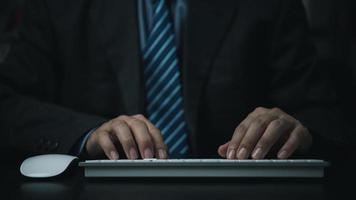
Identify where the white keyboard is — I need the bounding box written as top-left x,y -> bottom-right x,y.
79,159 -> 330,178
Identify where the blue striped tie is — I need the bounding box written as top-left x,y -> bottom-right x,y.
143,0 -> 189,157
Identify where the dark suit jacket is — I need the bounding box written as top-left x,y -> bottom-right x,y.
0,0 -> 348,159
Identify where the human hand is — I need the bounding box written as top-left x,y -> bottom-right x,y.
86,115 -> 168,160
218,107 -> 312,159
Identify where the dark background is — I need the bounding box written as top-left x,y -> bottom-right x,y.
302,0 -> 355,115
1,0 -> 355,82
0,1 -> 355,199
0,0 -> 23,63
0,0 -> 355,161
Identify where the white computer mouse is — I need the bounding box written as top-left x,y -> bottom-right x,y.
20,154 -> 78,178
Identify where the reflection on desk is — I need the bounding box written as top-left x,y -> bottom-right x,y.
82,180 -> 324,200
1,158 -> 355,200
19,182 -> 80,200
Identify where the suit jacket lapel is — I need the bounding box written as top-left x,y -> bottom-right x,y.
183,0 -> 237,153
89,0 -> 144,115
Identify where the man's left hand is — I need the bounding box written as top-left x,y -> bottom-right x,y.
218,107 -> 312,159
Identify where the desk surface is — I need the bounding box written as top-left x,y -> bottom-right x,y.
1,158 -> 355,200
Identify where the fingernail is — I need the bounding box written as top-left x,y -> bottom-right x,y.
144,148 -> 154,158
252,148 -> 263,159
237,148 -> 248,159
130,148 -> 138,160
227,149 -> 236,160
158,149 -> 167,159
278,150 -> 288,159
110,151 -> 119,160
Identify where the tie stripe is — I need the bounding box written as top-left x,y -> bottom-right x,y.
145,45 -> 176,78
143,0 -> 189,157
144,21 -> 171,61
146,57 -> 177,87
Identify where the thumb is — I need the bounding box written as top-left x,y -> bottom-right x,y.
218,142 -> 230,158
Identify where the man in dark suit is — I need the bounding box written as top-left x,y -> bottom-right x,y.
0,0 -> 344,160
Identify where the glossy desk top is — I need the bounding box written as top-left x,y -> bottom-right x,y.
2,158 -> 354,200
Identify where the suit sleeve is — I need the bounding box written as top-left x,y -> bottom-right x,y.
267,0 -> 351,159
0,0 -> 107,158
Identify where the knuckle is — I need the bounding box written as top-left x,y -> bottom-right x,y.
258,138 -> 272,148
271,107 -> 282,113
119,115 -> 128,119
270,119 -> 283,128
90,131 -> 100,142
117,115 -> 129,121
130,119 -> 145,127
252,118 -> 266,128
99,121 -> 111,130
240,141 -> 253,150
295,126 -> 308,138
299,125 -> 309,133
281,113 -> 296,122
133,114 -> 145,119
254,107 -> 266,113
111,120 -> 126,128
227,142 -> 238,150
278,117 -> 290,125
235,124 -> 248,134
91,128 -> 100,135
98,131 -> 109,138
278,115 -> 290,122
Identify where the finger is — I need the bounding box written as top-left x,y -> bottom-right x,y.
237,115 -> 277,159
97,131 -> 119,160
226,115 -> 254,159
218,142 -> 229,158
252,118 -> 293,159
111,119 -> 139,160
125,117 -> 155,159
277,125 -> 306,159
226,107 -> 275,159
133,115 -> 167,159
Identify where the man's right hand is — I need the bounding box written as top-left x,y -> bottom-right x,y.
85,114 -> 168,160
